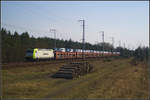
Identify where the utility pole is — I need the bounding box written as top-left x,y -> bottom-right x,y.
50,29 -> 56,49
78,19 -> 85,60
100,31 -> 104,56
118,40 -> 121,55
123,42 -> 126,57
128,44 -> 130,50
111,37 -> 114,49
95,41 -> 99,51
118,41 -> 121,47
124,43 -> 126,49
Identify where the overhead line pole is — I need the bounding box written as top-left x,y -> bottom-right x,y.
119,41 -> 121,47
78,19 -> 85,60
111,37 -> 114,53
50,29 -> 56,49
100,31 -> 104,56
118,40 -> 121,54
124,43 -> 126,49
102,32 -> 104,56
112,37 -> 114,48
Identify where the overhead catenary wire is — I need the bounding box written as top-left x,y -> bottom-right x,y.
17,5 -> 66,25
3,5 -> 74,40
3,5 -> 142,50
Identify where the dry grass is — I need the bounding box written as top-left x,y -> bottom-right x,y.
2,58 -> 149,99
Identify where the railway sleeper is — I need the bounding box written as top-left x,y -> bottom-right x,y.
60,66 -> 81,69
51,61 -> 93,79
59,69 -> 76,72
52,73 -> 74,79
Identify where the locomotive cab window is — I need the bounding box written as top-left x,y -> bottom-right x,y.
26,49 -> 33,53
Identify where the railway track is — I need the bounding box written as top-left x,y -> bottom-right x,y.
2,60 -> 73,69
1,58 -> 98,69
1,57 -> 119,69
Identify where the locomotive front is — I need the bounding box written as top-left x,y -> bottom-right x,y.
25,48 -> 54,61
25,48 -> 38,61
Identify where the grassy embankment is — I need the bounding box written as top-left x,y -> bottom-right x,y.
2,58 -> 149,99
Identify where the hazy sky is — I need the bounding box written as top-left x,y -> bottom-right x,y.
1,1 -> 149,49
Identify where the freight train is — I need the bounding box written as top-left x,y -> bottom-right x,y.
25,48 -> 120,61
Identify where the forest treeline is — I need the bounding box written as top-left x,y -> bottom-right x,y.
0,28 -> 149,63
